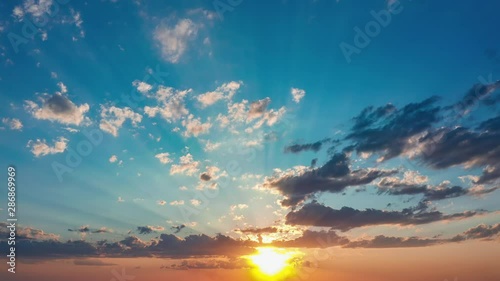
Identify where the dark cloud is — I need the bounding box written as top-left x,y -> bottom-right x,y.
377,177 -> 470,201
284,139 -> 331,154
451,81 -> 500,114
265,153 -> 396,207
238,227 -> 278,234
68,226 -> 110,234
416,116 -> 500,183
346,97 -> 441,161
285,201 -> 480,231
137,226 -> 154,235
458,223 -> 500,240
45,94 -> 76,114
171,224 -> 186,234
273,230 -> 349,248
345,235 -> 442,248
166,257 -> 249,270
200,173 -> 212,181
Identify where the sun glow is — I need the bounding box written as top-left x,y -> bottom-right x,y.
246,247 -> 300,276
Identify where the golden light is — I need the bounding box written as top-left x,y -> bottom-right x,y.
245,247 -> 303,279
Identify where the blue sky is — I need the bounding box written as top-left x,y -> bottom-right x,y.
1,0 -> 500,270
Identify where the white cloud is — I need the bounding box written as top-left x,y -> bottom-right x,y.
203,140 -> 221,152
190,199 -> 201,206
13,0 -> 54,20
291,88 -> 306,103
27,137 -> 68,157
155,152 -> 173,164
196,81 -> 242,108
2,118 -> 23,130
181,114 -> 212,137
99,106 -> 142,137
170,153 -> 200,176
143,87 -> 191,123
132,80 -> 153,94
109,155 -> 118,163
25,89 -> 90,126
154,19 -> 198,63
170,200 -> 185,206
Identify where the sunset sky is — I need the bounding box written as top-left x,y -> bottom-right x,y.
1,0 -> 500,280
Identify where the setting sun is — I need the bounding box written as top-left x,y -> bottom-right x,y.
247,248 -> 298,276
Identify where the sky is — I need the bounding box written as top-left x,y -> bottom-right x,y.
0,0 -> 500,280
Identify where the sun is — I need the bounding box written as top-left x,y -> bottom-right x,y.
246,247 -> 296,276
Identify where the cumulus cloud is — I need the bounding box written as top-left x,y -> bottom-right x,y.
197,81 -> 242,107
154,19 -> 198,63
99,106 -> 142,137
170,153 -> 200,176
155,152 -> 173,164
109,155 -> 118,163
264,153 -> 397,207
181,114 -> 212,137
284,139 -> 331,154
2,118 -> 23,130
291,88 -> 306,103
285,201 -> 481,231
25,89 -> 90,126
27,137 -> 68,157
143,86 -> 191,123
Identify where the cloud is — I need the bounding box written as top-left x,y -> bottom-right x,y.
132,80 -> 153,94
136,226 -> 164,235
99,106 -> 142,137
181,114 -> 212,137
414,116 -> 500,184
264,153 -> 397,207
13,0 -> 54,19
2,118 -> 23,130
284,139 -> 331,154
346,97 -> 440,161
154,19 -> 198,63
274,229 -> 349,248
171,224 -> 186,234
170,200 -> 185,206
143,86 -> 191,123
291,88 -> 306,103
25,91 -> 90,126
376,172 -> 484,201
27,137 -> 68,157
285,201 -> 481,231
238,227 -> 279,234
68,226 -> 111,234
109,155 -> 118,163
345,235 -> 442,248
197,81 -> 242,107
155,152 -> 173,164
459,223 -> 500,240
170,153 -> 200,176
248,98 -> 271,121
451,80 -> 500,115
